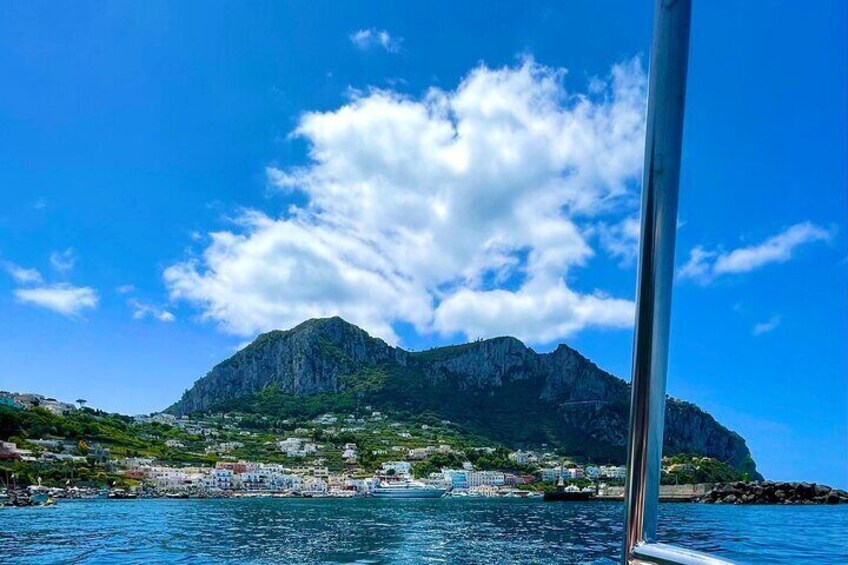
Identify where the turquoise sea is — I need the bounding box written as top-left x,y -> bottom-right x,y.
2,499 -> 847,564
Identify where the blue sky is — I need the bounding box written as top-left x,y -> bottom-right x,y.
0,1 -> 845,487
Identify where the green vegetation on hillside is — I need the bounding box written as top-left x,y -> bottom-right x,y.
1,400 -> 750,491
209,372 -> 628,465
210,385 -> 357,420
660,454 -> 748,485
0,406 -> 211,462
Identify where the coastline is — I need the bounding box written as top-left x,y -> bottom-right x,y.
8,481 -> 847,506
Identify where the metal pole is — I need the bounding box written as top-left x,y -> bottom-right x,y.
623,0 -> 691,562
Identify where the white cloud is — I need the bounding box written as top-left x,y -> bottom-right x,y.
116,284 -> 136,294
677,246 -> 717,282
3,262 -> 44,285
128,299 -> 175,322
5,254 -> 99,318
597,216 -> 641,266
753,315 -> 781,336
714,223 -> 831,275
349,28 -> 402,53
679,222 -> 832,284
166,58 -> 647,345
165,213 -> 425,343
49,248 -> 76,273
434,282 -> 635,343
14,284 -> 98,317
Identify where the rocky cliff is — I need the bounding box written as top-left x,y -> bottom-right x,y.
169,319 -> 404,414
167,317 -> 759,476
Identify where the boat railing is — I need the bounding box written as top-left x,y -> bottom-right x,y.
622,1 -> 735,564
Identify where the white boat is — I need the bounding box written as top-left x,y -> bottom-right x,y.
372,480 -> 446,499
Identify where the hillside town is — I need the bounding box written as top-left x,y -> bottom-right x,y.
0,391 -> 649,500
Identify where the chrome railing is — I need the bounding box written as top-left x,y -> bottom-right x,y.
622,1 -> 735,564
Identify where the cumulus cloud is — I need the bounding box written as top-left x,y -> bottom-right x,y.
3,262 -> 44,285
434,281 -> 634,343
165,58 -> 647,345
752,315 -> 781,336
128,299 -> 175,322
678,222 -> 833,284
349,28 -> 402,53
49,248 -> 76,273
14,284 -> 98,317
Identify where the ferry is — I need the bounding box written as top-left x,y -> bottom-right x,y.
372,480 -> 446,499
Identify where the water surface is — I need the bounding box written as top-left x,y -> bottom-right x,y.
3,499 -> 846,564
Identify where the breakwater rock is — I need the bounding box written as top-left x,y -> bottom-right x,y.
698,481 -> 848,505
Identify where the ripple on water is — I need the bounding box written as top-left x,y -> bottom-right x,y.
0,499 -> 846,564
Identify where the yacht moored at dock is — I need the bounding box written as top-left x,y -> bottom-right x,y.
372,480 -> 446,499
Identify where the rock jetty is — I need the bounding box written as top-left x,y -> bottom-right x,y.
698,481 -> 848,505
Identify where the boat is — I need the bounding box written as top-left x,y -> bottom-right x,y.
372,480 -> 446,499
543,481 -> 595,502
2,487 -> 56,507
30,492 -> 50,505
107,488 -> 138,499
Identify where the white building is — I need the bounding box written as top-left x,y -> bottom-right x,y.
342,444 -> 358,461
115,457 -> 155,470
467,471 -> 505,487
146,466 -> 188,489
313,414 -> 338,425
205,441 -> 243,455
303,477 -> 327,493
211,468 -> 234,490
407,447 -> 434,460
600,465 -> 627,479
541,468 -> 560,482
441,469 -> 469,489
381,461 -> 412,476
42,452 -> 86,463
11,394 -> 76,415
278,438 -> 317,457
278,438 -> 304,453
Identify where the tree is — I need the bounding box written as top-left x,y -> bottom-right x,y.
76,399 -> 87,409
76,439 -> 89,456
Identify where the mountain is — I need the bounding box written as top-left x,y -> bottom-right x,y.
167,317 -> 760,477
